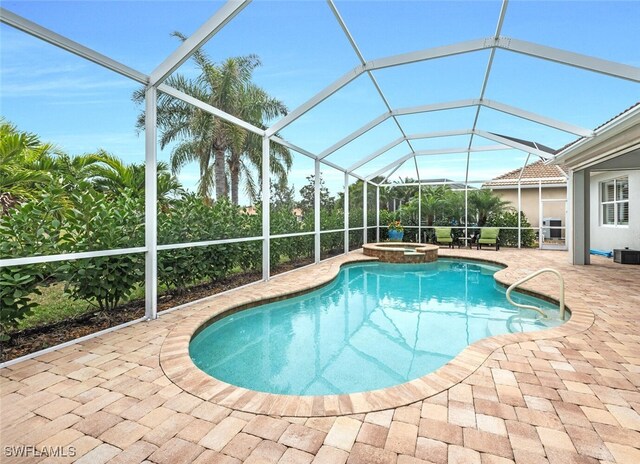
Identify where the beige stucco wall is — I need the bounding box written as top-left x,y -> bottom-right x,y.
492,186 -> 567,228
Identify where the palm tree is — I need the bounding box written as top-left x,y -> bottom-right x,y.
0,121 -> 55,212
136,34 -> 290,204
86,150 -> 185,207
420,186 -> 448,226
468,189 -> 510,226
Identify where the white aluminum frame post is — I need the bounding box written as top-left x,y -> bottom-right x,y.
262,136 -> 271,280
344,171 -> 350,253
144,86 -> 158,320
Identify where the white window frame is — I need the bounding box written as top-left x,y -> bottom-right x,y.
600,176 -> 629,227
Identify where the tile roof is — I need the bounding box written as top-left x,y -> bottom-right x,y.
483,160 -> 567,187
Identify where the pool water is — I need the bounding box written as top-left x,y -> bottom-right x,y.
190,260 -> 565,396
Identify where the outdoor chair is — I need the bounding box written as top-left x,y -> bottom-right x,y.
435,227 -> 454,248
477,227 -> 500,250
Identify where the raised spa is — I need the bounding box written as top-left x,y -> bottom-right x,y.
190,260 -> 566,396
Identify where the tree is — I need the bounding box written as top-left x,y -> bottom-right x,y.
468,188 -> 511,226
135,34 -> 290,204
298,175 -> 333,213
420,186 -> 448,226
86,150 -> 185,208
0,120 -> 56,213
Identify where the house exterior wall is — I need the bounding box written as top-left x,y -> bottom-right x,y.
492,186 -> 567,228
589,169 -> 640,251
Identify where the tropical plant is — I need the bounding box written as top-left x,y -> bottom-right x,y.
420,186 -> 448,226
86,151 -> 185,208
134,34 -> 290,204
0,120 -> 56,213
468,189 -> 511,227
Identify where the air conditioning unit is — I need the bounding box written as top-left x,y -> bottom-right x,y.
542,218 -> 562,239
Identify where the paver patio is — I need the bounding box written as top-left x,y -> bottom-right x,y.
1,248 -> 639,464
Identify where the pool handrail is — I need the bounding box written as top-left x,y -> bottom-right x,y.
506,268 -> 565,320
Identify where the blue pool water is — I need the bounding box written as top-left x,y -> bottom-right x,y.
190,260 -> 565,395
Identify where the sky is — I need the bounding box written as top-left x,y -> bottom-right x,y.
1,0 -> 639,204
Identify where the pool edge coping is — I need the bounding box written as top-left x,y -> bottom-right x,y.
159,250 -> 595,417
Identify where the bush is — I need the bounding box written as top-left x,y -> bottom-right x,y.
158,196 -> 259,292
0,192 -> 67,339
486,210 -> 536,248
60,190 -> 145,311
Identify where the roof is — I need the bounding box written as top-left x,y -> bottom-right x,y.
554,101 -> 640,155
483,160 -> 567,187
420,178 -> 471,190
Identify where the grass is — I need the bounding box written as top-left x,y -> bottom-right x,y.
19,282 -> 147,330
19,282 -> 91,329
19,267 -> 265,332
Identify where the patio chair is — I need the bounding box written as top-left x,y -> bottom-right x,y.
435,227 -> 454,248
477,227 -> 500,250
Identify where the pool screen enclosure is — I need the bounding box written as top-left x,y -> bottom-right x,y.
0,0 -> 639,325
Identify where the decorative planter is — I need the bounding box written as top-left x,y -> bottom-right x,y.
388,230 -> 404,241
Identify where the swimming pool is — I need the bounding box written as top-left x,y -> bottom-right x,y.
190,259 -> 566,396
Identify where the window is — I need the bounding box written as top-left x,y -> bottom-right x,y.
601,177 -> 629,226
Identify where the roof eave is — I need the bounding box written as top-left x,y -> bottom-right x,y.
552,104 -> 640,170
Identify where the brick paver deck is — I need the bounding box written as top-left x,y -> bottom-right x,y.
1,248 -> 639,464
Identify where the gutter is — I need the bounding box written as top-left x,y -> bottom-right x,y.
552,104 -> 640,169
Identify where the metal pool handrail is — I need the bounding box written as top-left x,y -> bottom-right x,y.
506,268 -> 565,320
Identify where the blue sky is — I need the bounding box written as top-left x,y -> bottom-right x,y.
2,0 -> 639,203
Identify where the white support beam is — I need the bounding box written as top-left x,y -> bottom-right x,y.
344,172 -> 349,253
320,158 -> 364,180
267,38 -> 492,137
415,145 -> 512,155
407,129 -> 473,140
266,64 -> 364,136
367,154 -> 415,180
376,185 -> 380,242
314,159 -> 321,263
262,137 -> 270,280
364,145 -> 512,180
347,136 -> 405,172
481,99 -> 593,137
319,96 -> 586,162
0,8 -> 148,84
144,87 -> 158,320
327,0 -> 418,169
348,129 -> 472,173
0,247 -> 147,268
381,159 -> 406,184
418,182 -> 422,243
363,181 -> 368,244
465,0 -> 509,176
497,37 -> 640,82
319,112 -> 390,159
393,99 -> 480,116
474,130 -> 555,159
270,136 -> 317,160
158,84 -> 265,136
365,38 -> 493,71
149,0 -> 251,86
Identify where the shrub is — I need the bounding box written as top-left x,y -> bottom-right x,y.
60,190 -> 145,311
0,192 -> 66,339
486,210 -> 536,248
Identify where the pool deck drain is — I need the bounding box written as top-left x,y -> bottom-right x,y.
2,248 -> 640,464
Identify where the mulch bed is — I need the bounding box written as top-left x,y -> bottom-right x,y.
2,259 -> 317,363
